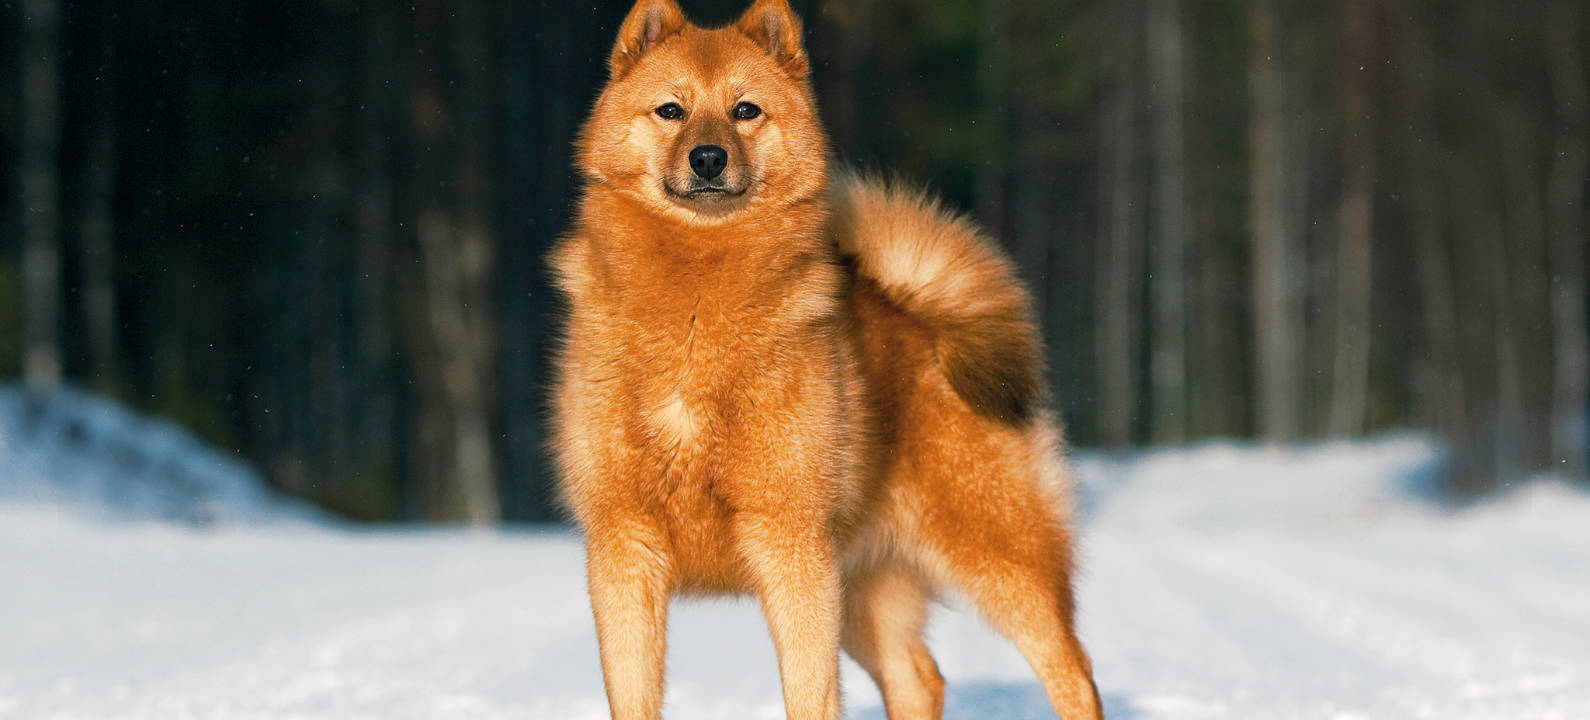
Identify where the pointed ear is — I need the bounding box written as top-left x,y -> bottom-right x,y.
610,0 -> 688,77
734,0 -> 809,78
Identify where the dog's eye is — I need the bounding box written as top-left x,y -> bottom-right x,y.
733,102 -> 762,120
655,103 -> 684,120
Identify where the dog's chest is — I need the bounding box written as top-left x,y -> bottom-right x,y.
570,231 -> 841,473
616,288 -> 751,452
609,286 -> 766,580
603,248 -> 808,428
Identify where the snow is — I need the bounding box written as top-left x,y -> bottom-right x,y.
1074,441 -> 1590,720
0,385 -> 323,526
2,386 -> 1588,719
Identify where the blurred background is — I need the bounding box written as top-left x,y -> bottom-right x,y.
1,0 -> 1586,524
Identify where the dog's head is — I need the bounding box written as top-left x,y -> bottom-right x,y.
577,0 -> 828,223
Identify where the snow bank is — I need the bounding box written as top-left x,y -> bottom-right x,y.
1073,434 -> 1449,529
0,384 -> 320,525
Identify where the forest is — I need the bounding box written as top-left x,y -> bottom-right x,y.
3,0 -> 1587,523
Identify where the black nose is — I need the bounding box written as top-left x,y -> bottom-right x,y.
689,145 -> 728,180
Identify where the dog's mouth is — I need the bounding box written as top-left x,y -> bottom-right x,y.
674,185 -> 745,202
663,177 -> 752,206
688,186 -> 729,198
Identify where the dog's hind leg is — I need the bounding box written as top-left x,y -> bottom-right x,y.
585,526 -> 674,720
984,579 -> 1101,720
841,563 -> 944,720
936,541 -> 1102,720
892,421 -> 1103,720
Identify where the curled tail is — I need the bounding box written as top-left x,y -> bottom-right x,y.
832,173 -> 1042,425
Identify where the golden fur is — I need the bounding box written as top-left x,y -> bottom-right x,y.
548,1 -> 1103,717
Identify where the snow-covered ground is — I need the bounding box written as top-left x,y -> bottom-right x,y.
2,385 -> 1588,719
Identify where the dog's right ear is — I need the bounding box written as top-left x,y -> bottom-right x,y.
610,0 -> 688,76
734,0 -> 808,78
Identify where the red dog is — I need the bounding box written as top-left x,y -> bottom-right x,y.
549,1 -> 1103,717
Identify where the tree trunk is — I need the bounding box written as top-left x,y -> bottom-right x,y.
1544,1 -> 1590,482
79,0 -> 119,394
415,210 -> 500,525
453,0 -> 501,525
351,0 -> 400,514
1396,13 -> 1475,489
1248,0 -> 1300,443
813,0 -> 875,164
1095,1 -> 1145,449
1327,0 -> 1376,437
1447,144 -> 1509,495
1148,0 -> 1188,443
1488,110 -> 1531,484
406,0 -> 500,525
975,0 -> 1011,235
1010,113 -> 1054,339
1494,104 -> 1555,476
20,0 -> 64,397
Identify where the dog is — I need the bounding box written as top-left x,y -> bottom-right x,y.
548,0 -> 1103,717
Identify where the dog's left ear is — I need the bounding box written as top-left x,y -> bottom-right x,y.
734,0 -> 808,78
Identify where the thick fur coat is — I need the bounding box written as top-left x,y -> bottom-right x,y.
548,1 -> 1103,718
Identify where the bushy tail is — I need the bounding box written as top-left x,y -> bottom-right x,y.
832,173 -> 1042,425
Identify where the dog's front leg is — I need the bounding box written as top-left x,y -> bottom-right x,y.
586,525 -> 673,720
736,513 -> 843,720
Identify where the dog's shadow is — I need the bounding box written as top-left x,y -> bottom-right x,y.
846,682 -> 1136,720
